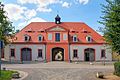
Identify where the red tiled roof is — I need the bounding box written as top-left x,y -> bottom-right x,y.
13,22 -> 105,43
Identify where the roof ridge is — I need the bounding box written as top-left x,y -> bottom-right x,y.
31,22 -> 85,23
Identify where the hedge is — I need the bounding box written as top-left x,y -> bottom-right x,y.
114,62 -> 120,76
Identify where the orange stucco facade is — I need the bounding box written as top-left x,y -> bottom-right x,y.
46,43 -> 69,62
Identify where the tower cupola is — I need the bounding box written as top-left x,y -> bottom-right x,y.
55,15 -> 61,24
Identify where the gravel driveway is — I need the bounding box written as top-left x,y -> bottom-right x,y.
21,68 -> 112,80
2,62 -> 115,80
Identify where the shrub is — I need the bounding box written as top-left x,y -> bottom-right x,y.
114,62 -> 120,76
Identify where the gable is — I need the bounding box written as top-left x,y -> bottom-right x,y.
46,25 -> 68,31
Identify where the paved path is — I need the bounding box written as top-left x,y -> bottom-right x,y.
2,62 -> 115,80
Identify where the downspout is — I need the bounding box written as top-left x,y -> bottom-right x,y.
69,43 -> 71,63
44,30 -> 47,63
44,43 -> 47,63
68,31 -> 71,63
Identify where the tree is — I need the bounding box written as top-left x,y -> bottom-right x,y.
99,0 -> 120,54
0,2 -> 14,45
15,29 -> 20,33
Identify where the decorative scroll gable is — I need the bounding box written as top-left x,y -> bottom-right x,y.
46,25 -> 68,31
48,26 -> 66,31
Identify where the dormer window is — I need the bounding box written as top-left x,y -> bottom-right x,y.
24,34 -> 30,41
73,35 -> 77,42
86,35 -> 92,42
25,36 -> 28,41
38,35 -> 43,42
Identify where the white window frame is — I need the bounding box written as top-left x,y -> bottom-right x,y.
48,33 -> 52,40
55,33 -> 60,42
38,49 -> 43,58
86,35 -> 92,42
38,35 -> 43,42
63,33 -> 67,40
73,35 -> 78,42
24,34 -> 30,41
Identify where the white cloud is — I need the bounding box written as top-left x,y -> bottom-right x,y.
4,4 -> 27,21
4,3 -> 38,22
17,0 -> 60,5
77,0 -> 89,5
18,22 -> 27,29
24,9 -> 37,19
62,2 -> 71,8
18,17 -> 47,30
27,17 -> 47,23
17,0 -> 38,4
37,0 -> 60,7
17,0 -> 61,12
36,6 -> 52,12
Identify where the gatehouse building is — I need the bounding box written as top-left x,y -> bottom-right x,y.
4,15 -> 112,62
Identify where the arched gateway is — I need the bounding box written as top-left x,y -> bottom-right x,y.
52,47 -> 64,61
84,48 -> 95,61
21,48 -> 32,61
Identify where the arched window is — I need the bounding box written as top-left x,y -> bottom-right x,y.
73,34 -> 77,42
38,35 -> 43,42
24,34 -> 30,41
86,35 -> 92,42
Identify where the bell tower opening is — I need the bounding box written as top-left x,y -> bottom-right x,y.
55,15 -> 61,24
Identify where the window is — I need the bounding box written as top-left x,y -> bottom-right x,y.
25,36 -> 28,41
63,33 -> 67,40
39,37 -> 42,41
73,49 -> 78,58
86,35 -> 92,42
73,35 -> 77,42
38,35 -> 43,41
24,35 -> 30,41
101,49 -> 106,58
11,49 -> 15,57
48,33 -> 52,40
88,37 -> 91,42
55,33 -> 60,42
38,49 -> 43,58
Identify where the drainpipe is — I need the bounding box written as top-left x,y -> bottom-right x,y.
69,43 -> 71,63
44,43 -> 47,63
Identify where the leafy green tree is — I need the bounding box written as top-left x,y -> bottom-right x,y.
0,2 -> 14,44
99,0 -> 120,54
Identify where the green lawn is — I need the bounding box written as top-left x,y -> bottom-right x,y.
0,70 -> 17,80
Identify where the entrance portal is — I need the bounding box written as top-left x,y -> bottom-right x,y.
21,48 -> 31,61
84,48 -> 95,61
52,47 -> 64,61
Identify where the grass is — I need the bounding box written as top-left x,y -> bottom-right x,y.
0,70 -> 17,80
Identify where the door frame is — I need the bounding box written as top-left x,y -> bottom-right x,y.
84,48 -> 95,61
21,48 -> 32,61
51,47 -> 64,61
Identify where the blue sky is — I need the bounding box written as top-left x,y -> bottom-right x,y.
1,0 -> 106,33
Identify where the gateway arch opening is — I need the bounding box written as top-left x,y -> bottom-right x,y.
84,48 -> 95,61
52,47 -> 64,61
21,48 -> 31,61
